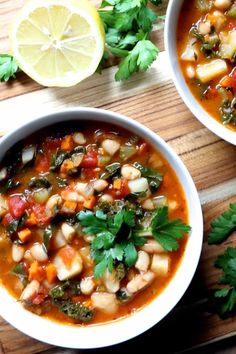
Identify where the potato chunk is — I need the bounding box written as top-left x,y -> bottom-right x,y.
53,246 -> 83,281
196,59 -> 228,83
151,254 -> 170,276
91,292 -> 118,314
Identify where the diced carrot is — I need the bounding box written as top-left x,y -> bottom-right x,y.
58,246 -> 76,268
28,261 -> 46,282
207,14 -> 217,25
83,196 -> 96,210
61,135 -> 74,151
76,202 -> 84,212
113,178 -> 122,190
62,200 -> 77,212
45,263 -> 57,284
18,228 -> 32,243
220,75 -> 232,88
60,159 -> 75,174
25,212 -> 37,226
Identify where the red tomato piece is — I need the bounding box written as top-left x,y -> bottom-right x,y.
44,137 -> 62,150
109,179 -> 130,199
8,195 -> 28,219
35,154 -> 50,173
2,213 -> 15,226
80,151 -> 98,168
31,294 -> 45,305
31,203 -> 50,226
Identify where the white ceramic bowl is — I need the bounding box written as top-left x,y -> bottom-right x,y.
165,0 -> 236,146
0,108 -> 203,348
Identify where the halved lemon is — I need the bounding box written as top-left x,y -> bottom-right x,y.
10,0 -> 105,87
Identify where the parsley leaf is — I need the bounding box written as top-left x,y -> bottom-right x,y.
0,54 -> 18,82
115,40 -> 159,81
209,247 -> 236,317
133,162 -> 163,192
78,208 -> 141,278
208,204 -> 236,245
151,207 -> 191,251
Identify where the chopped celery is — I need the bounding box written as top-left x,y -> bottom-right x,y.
120,145 -> 137,161
227,5 -> 236,18
33,188 -> 50,203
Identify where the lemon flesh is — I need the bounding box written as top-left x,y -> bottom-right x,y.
10,0 -> 105,87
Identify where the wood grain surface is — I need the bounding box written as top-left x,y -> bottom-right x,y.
0,0 -> 236,353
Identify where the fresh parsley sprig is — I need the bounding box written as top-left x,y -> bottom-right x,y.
0,54 -> 18,82
77,208 -> 145,278
77,206 -> 190,278
99,0 -> 163,80
208,203 -> 236,245
208,203 -> 236,317
136,206 -> 191,251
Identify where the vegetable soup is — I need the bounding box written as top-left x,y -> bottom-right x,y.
177,0 -> 236,131
0,121 -> 190,325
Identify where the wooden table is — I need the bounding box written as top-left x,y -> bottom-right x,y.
1,0 -> 236,353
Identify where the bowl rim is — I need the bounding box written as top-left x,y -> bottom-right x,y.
0,107 -> 203,348
164,0 -> 236,146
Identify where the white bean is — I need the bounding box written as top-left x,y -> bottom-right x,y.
99,194 -> 114,203
46,194 -> 62,217
61,190 -> 84,203
121,165 -> 141,180
91,292 -> 118,314
24,250 -> 34,262
73,132 -> 86,145
126,271 -> 155,294
186,65 -> 196,79
80,277 -> 95,295
142,199 -> 155,210
135,251 -> 150,272
168,199 -> 179,211
92,179 -> 108,192
61,223 -> 75,242
12,244 -> 25,262
20,280 -> 40,301
101,139 -> 120,156
53,229 -> 67,249
214,0 -> 232,10
128,178 -> 150,196
30,243 -> 48,262
198,20 -> 211,35
141,239 -> 164,254
103,269 -> 120,293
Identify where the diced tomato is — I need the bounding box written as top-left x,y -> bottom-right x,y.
81,168 -> 99,180
44,137 -> 62,150
80,150 -> 98,168
205,87 -> 218,99
109,179 -> 130,199
31,294 -> 45,305
31,203 -> 51,226
58,246 -> 76,268
2,213 -> 15,226
8,195 -> 28,219
35,154 -> 50,173
138,142 -> 148,155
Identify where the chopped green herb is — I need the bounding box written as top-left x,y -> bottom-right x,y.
100,162 -> 121,179
208,203 -> 236,245
133,162 -> 163,191
43,225 -> 53,251
28,177 -> 51,188
0,54 -> 18,82
56,176 -> 68,188
50,150 -> 68,171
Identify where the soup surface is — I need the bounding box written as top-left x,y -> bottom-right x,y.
0,122 -> 190,325
177,0 -> 236,131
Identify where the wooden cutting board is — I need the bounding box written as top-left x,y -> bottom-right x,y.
1,1 -> 236,353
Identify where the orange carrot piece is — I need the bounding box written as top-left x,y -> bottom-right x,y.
61,135 -> 74,151
25,212 -> 37,226
113,178 -> 122,190
18,228 -> 32,243
28,261 -> 45,282
83,196 -> 96,210
62,200 -> 77,211
45,263 -> 57,284
60,159 -> 75,174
